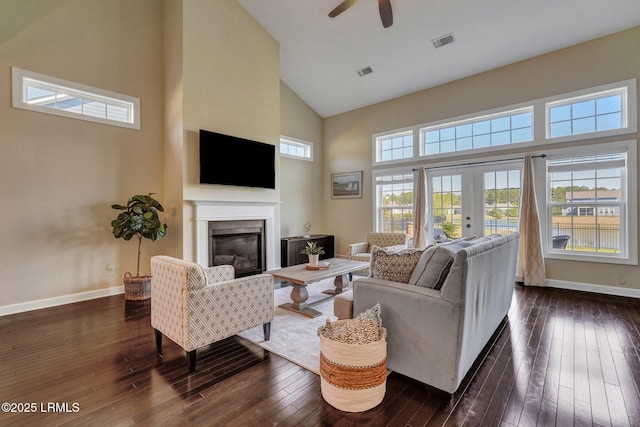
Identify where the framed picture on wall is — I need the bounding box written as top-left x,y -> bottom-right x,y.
331,171 -> 362,199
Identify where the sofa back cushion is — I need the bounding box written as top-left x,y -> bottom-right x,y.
408,246 -> 453,289
408,238 -> 481,289
370,246 -> 423,284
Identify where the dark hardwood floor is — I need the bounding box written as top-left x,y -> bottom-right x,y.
2,284 -> 640,426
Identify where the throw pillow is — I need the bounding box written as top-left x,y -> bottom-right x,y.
408,246 -> 454,289
357,302 -> 382,326
369,246 -> 423,284
318,317 -> 386,344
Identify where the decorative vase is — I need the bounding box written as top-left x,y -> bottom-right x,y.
308,254 -> 320,266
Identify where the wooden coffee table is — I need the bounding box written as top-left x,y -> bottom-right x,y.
266,257 -> 369,318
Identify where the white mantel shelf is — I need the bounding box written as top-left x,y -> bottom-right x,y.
191,200 -> 282,271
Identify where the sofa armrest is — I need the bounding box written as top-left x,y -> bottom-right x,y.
352,277 -> 462,392
184,273 -> 274,350
349,242 -> 369,256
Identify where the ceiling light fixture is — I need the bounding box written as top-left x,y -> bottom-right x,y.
356,66 -> 374,77
432,33 -> 455,49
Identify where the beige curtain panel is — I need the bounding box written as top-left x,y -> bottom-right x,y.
516,155 -> 547,287
413,167 -> 426,249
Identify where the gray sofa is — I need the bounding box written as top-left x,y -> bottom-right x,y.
352,232 -> 519,394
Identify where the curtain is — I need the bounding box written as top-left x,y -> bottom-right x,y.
516,155 -> 547,286
413,167 -> 426,248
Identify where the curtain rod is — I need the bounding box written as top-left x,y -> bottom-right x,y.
412,154 -> 546,171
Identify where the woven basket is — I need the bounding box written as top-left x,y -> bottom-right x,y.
123,273 -> 151,301
319,324 -> 387,412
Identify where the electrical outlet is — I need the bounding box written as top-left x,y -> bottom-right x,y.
106,265 -> 117,276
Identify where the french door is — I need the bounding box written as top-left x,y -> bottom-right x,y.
426,161 -> 522,243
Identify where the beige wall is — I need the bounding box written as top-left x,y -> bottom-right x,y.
323,26 -> 640,290
279,82 -> 324,238
0,0 -> 168,306
163,0 -> 184,259
178,0 -> 281,261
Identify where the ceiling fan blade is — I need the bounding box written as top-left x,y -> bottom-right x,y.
378,0 -> 393,28
328,0 -> 359,18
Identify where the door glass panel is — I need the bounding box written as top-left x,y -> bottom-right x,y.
431,174 -> 462,242
483,168 -> 521,235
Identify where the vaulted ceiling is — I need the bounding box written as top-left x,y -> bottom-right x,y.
238,0 -> 640,118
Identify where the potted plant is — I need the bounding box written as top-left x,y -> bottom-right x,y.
300,241 -> 325,266
111,193 -> 168,300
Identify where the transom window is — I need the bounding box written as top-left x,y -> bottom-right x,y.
12,67 -> 140,129
373,79 -> 636,166
547,87 -> 627,139
375,131 -> 413,163
421,108 -> 533,156
280,137 -> 313,161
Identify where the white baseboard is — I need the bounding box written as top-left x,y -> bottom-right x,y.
547,279 -> 640,299
0,286 -> 124,316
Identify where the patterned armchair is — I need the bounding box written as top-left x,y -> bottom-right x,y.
150,256 -> 274,373
349,232 -> 408,262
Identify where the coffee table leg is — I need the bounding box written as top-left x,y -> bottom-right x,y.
323,274 -> 349,295
290,284 -> 309,310
278,284 -> 323,318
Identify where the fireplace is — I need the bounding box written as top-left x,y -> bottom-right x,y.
208,220 -> 265,277
192,200 -> 280,272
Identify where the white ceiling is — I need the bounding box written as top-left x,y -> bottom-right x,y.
238,0 -> 640,118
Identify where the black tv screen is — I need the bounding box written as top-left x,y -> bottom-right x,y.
199,129 -> 276,189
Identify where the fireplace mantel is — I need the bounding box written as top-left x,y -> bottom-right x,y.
191,200 -> 281,270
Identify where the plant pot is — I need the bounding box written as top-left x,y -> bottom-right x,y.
308,254 -> 320,266
123,272 -> 151,301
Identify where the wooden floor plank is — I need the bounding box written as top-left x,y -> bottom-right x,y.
2,286 -> 640,426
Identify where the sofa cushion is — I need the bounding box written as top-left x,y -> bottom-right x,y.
369,246 -> 423,284
408,238 -> 482,289
408,246 -> 454,289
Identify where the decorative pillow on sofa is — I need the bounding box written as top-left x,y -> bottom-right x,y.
409,238 -> 484,289
408,246 -> 453,289
369,246 -> 423,284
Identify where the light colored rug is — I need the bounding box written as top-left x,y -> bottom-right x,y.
237,278 -> 340,375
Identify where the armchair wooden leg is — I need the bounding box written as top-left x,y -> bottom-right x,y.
187,350 -> 196,374
263,322 -> 271,341
154,329 -> 163,356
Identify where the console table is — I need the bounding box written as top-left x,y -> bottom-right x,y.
280,234 -> 335,267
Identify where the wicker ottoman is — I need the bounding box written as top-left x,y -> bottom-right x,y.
333,290 -> 354,319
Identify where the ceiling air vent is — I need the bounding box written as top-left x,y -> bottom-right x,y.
432,33 -> 455,49
356,66 -> 374,77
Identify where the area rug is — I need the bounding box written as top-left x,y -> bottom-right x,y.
237,278 -> 340,375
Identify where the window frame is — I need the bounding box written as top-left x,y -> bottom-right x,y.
420,106 -> 534,157
11,67 -> 140,130
372,79 -> 637,166
372,128 -> 417,166
545,79 -> 637,143
373,168 -> 416,244
279,136 -> 314,161
542,140 -> 637,265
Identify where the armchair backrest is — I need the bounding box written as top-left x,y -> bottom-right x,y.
367,232 -> 407,249
151,255 -> 208,292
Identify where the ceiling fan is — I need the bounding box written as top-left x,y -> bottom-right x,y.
329,0 -> 393,28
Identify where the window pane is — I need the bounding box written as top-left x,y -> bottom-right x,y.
546,87 -> 627,139
376,172 -> 414,239
547,152 -> 625,257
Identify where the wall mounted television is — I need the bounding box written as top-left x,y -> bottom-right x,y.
199,129 -> 276,189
